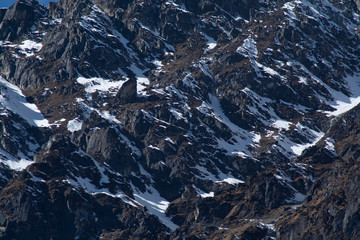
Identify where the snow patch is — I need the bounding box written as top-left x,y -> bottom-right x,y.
0,148 -> 33,171
4,158 -> 33,171
273,120 -> 292,131
200,192 -> 214,198
202,33 -> 217,51
324,138 -> 337,156
0,77 -> 49,127
67,118 -> 83,132
192,185 -> 215,198
237,37 -> 258,58
324,75 -> 360,116
77,77 -> 126,95
130,64 -> 150,96
17,40 -> 43,57
131,184 -> 178,231
216,178 -> 245,185
196,94 -> 257,157
290,126 -> 324,155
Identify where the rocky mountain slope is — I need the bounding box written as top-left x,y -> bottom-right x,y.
0,0 -> 360,239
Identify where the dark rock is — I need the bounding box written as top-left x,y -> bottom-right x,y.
116,78 -> 136,103
0,0 -> 358,239
0,0 -> 38,41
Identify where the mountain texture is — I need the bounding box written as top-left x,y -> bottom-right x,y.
0,0 -> 360,239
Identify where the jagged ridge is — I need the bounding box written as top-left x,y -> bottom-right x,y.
0,0 -> 359,239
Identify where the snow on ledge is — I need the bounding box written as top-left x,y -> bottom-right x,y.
201,33 -> 217,51
200,192 -> 214,198
77,77 -> 126,95
0,77 -> 49,127
324,75 -> 360,117
5,158 -> 33,171
67,118 -> 83,132
216,178 -> 245,185
130,183 -> 179,231
237,37 -> 258,58
18,40 -> 43,57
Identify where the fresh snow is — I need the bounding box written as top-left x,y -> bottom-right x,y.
0,77 -> 49,127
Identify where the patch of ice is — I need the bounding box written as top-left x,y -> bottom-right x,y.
298,76 -> 308,85
67,176 -> 138,208
165,0 -> 190,13
197,94 -> 257,157
194,163 -> 245,187
148,145 -> 160,151
0,147 -> 33,171
259,222 -> 276,232
192,185 -> 215,198
252,133 -> 261,143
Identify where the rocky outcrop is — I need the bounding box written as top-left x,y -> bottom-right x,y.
116,78 -> 136,103
0,0 -> 46,41
0,0 -> 359,239
276,102 -> 360,240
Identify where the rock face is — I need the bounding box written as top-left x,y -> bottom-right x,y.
116,78 -> 136,103
0,0 -> 44,41
0,0 -> 359,239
